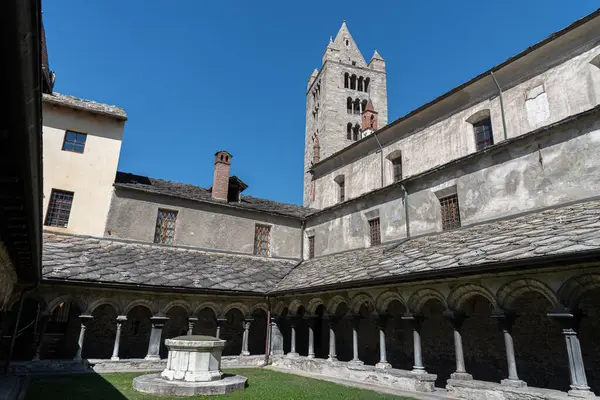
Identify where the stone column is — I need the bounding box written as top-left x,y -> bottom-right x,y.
402,313 -> 425,373
241,318 -> 253,356
375,314 -> 391,369
326,315 -> 337,362
215,316 -> 227,339
270,317 -> 284,356
491,311 -> 526,388
287,317 -> 299,357
443,310 -> 472,380
548,311 -> 594,398
73,315 -> 94,361
305,315 -> 316,359
32,312 -> 50,361
348,315 -> 363,365
144,316 -> 169,361
187,317 -> 198,336
110,315 -> 127,361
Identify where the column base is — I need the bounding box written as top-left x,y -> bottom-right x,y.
286,352 -> 299,358
568,387 -> 595,398
501,378 -> 527,388
240,351 -> 250,356
375,362 -> 392,369
450,372 -> 472,380
110,356 -> 120,361
144,355 -> 161,361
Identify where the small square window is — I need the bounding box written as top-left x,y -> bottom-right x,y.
154,209 -> 178,245
44,189 -> 74,227
308,236 -> 315,259
62,131 -> 87,153
368,218 -> 381,246
473,118 -> 493,151
440,194 -> 461,231
254,224 -> 271,256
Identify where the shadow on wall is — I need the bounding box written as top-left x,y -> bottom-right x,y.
25,372 -> 128,400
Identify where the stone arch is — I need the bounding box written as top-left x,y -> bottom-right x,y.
375,291 -> 407,314
123,299 -> 153,315
447,283 -> 498,310
194,302 -> 221,317
161,300 -> 192,315
557,273 -> 600,309
250,302 -> 268,315
86,298 -> 122,315
350,292 -> 375,314
222,302 -> 250,318
306,297 -> 325,314
326,295 -> 348,315
408,288 -> 447,313
288,299 -> 305,315
496,278 -> 559,310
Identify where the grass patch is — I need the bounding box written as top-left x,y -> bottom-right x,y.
25,368 -> 415,399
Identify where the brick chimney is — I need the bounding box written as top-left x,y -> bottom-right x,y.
212,151 -> 232,201
362,99 -> 378,131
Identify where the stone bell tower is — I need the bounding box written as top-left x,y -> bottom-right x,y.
303,21 -> 388,207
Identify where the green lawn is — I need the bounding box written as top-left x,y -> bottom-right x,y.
25,368 -> 414,399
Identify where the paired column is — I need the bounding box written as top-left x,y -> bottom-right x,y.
32,312 -> 50,361
144,316 -> 169,360
491,311 -> 527,388
187,317 -> 198,336
402,313 -> 426,373
375,314 -> 391,369
444,310 -> 472,380
348,315 -> 363,365
305,315 -> 316,359
548,310 -> 594,398
326,315 -> 337,362
73,315 -> 94,361
287,317 -> 299,357
110,316 -> 127,361
240,317 -> 253,356
215,316 -> 227,339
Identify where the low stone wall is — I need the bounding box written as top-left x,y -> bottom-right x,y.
271,356 -> 437,393
446,379 -> 599,400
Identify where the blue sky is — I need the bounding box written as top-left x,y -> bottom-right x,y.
44,1 -> 598,205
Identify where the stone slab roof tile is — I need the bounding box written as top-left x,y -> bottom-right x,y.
273,199 -> 600,292
42,233 -> 298,294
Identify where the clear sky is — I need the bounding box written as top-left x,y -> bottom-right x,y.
44,1 -> 598,205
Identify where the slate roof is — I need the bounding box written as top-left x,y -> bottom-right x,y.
273,198 -> 600,292
42,92 -> 128,120
114,172 -> 313,219
42,233 -> 298,293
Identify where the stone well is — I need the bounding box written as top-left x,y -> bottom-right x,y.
133,335 -> 247,396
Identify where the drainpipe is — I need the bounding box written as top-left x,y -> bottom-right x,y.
4,282 -> 39,374
490,71 -> 508,141
372,132 -> 410,239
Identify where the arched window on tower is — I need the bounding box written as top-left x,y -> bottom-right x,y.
350,74 -> 357,90
353,124 -> 361,141
364,77 -> 370,92
344,73 -> 349,89
347,123 -> 352,140
347,97 -> 353,114
358,76 -> 364,91
353,98 -> 361,115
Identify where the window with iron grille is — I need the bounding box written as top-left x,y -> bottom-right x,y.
254,224 -> 271,256
392,157 -> 402,182
44,189 -> 74,227
338,179 -> 345,202
473,118 -> 494,151
308,236 -> 315,259
369,218 -> 381,246
439,194 -> 461,231
154,209 -> 178,245
62,130 -> 87,153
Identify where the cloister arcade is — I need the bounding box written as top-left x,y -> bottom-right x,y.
3,267 -> 599,396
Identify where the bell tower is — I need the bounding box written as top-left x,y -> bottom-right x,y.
303,22 -> 388,207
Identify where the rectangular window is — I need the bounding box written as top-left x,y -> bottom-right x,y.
154,209 -> 178,245
473,118 -> 494,151
254,224 -> 271,256
62,130 -> 87,153
392,157 -> 403,183
338,179 -> 345,203
44,189 -> 74,227
440,194 -> 461,231
368,218 -> 381,246
308,236 -> 315,259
